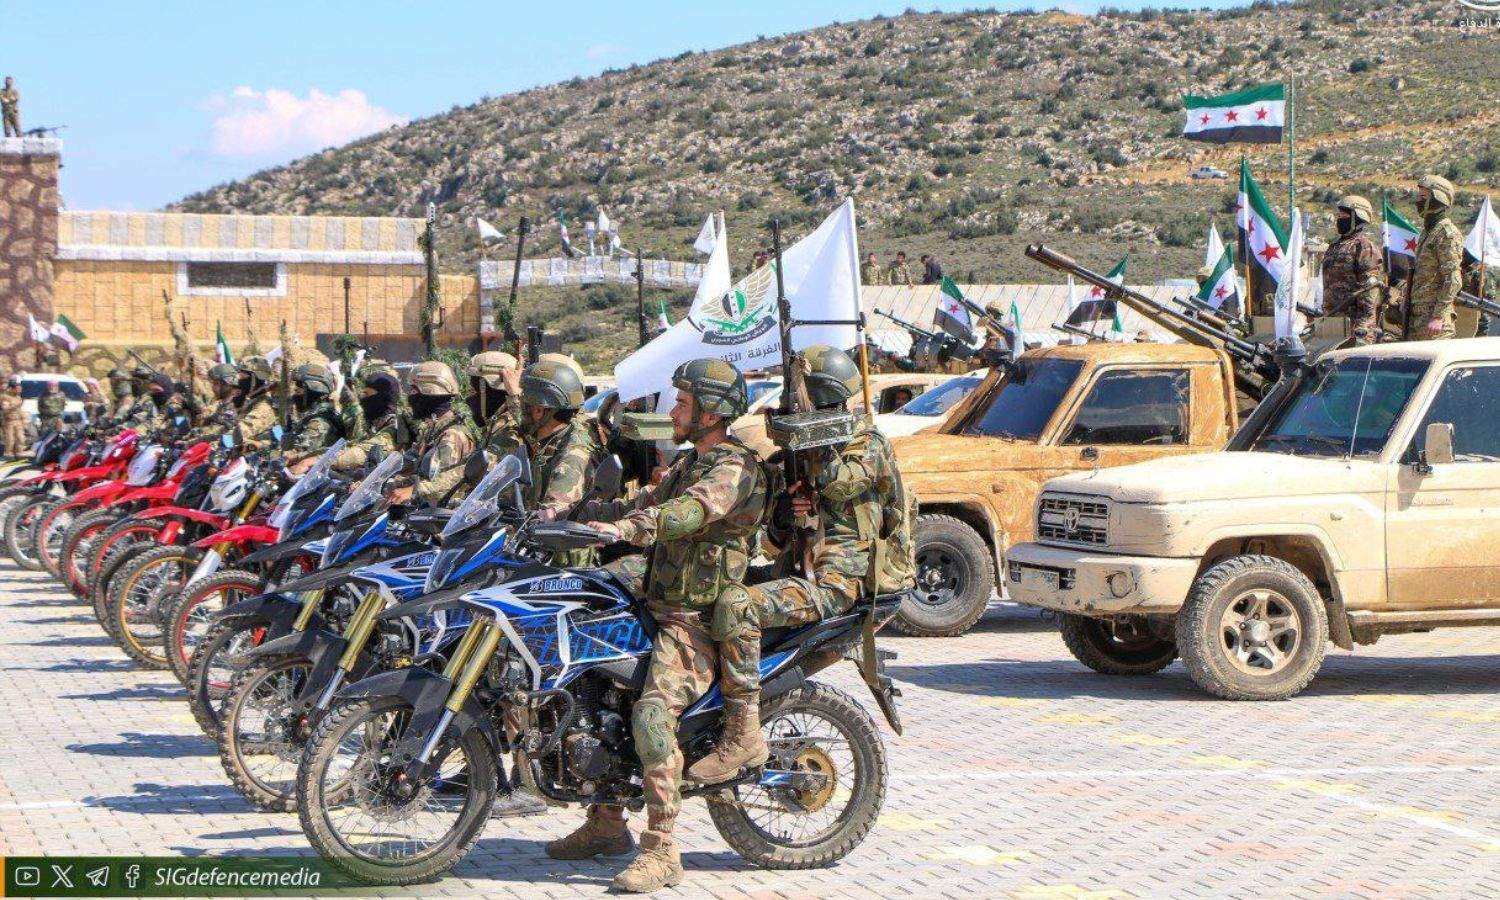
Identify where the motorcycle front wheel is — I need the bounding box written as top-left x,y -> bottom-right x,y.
297,696 -> 496,885
33,500 -> 79,579
110,546 -> 197,668
707,682 -> 888,869
187,613 -> 270,738
60,508 -> 122,596
5,495 -> 53,569
165,569 -> 262,686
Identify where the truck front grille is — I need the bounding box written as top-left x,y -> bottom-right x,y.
1038,495 -> 1110,546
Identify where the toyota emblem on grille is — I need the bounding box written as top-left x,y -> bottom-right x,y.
1063,507 -> 1081,535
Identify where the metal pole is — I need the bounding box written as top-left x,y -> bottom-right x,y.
422,202 -> 439,358
1286,79 -> 1296,229
342,276 -> 351,335
506,216 -> 529,354
634,249 -> 648,348
1241,152 -> 1254,317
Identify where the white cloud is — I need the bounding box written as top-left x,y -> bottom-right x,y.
207,87 -> 406,158
585,43 -> 624,60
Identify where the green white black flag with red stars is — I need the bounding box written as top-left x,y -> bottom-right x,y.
1183,83 -> 1285,144
1236,159 -> 1289,307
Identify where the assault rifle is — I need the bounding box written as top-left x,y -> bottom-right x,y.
1177,293 -> 1250,335
1026,244 -> 1292,400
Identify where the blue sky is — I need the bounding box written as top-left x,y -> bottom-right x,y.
10,0 -> 1241,211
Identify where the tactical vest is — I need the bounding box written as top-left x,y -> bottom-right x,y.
647,438 -> 766,609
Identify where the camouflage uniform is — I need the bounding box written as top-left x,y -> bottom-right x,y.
0,390 -> 26,456
1320,225 -> 1385,346
237,395 -> 279,446
860,258 -> 886,286
526,420 -> 600,566
1,84 -> 18,138
110,391 -> 135,422
36,391 -> 67,434
332,412 -> 402,473
575,436 -> 767,833
287,400 -> 343,455
886,259 -> 914,287
1460,264 -> 1497,339
716,422 -> 902,701
412,408 -> 476,506
1408,215 -> 1463,341
479,394 -> 523,460
123,393 -> 162,429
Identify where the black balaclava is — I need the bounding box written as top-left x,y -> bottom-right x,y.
360,373 -> 400,422
467,378 -> 509,425
409,394 -> 451,420
148,374 -> 175,408
1335,214 -> 1354,237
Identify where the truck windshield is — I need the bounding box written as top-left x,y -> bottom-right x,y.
1249,356 -> 1428,458
959,358 -> 1083,440
895,375 -> 981,416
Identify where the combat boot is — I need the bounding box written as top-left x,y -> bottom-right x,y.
611,830 -> 684,893
543,806 -> 634,860
685,697 -> 769,784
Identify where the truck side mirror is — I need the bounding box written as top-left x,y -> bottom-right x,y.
1423,422 -> 1455,467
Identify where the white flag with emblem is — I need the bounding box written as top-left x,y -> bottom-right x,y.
616,200 -> 861,404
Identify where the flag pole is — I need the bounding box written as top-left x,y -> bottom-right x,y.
1241,152 -> 1253,317
1482,194 -> 1490,306
1286,78 -> 1296,228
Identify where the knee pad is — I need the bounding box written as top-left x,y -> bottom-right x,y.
711,585 -> 755,642
631,698 -> 676,767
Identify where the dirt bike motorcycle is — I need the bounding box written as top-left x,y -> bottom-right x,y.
58,438 -> 212,598
3,429 -> 136,569
295,455 -> 908,885
106,437 -> 282,668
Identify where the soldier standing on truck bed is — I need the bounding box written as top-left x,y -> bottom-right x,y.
1406,174 -> 1464,341
1320,195 -> 1386,346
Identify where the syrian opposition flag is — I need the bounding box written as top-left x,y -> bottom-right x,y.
1237,160 -> 1290,309
657,299 -> 671,331
1272,208 -> 1304,339
1183,83 -> 1286,144
50,315 -> 85,351
557,213 -> 580,259
933,276 -> 975,341
1382,198 -> 1419,284
28,314 -> 51,345
1205,223 -> 1225,269
1464,195 -> 1500,270
1198,242 -> 1241,313
1006,298 -> 1026,360
215,321 -> 234,365
1065,256 -> 1127,334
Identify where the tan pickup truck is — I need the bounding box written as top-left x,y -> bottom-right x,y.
890,340 -> 1239,636
1006,339 -> 1500,700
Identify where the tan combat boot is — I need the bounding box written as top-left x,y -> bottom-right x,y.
543,806 -> 634,860
611,830 -> 684,893
685,697 -> 769,784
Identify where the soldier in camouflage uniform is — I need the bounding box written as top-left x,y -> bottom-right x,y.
388,361 -> 476,508
1320,195 -> 1385,346
886,251 -> 914,287
1407,174 -> 1464,341
284,364 -> 344,455
547,358 -> 767,894
192,364 -> 243,437
122,366 -> 164,429
519,357 -> 601,565
107,368 -> 135,422
1,379 -> 26,456
466,350 -> 522,459
328,371 -> 405,473
235,357 -> 281,448
36,380 -> 67,434
860,252 -> 885,286
688,345 -> 913,785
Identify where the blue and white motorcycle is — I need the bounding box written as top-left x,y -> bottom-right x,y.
295,455 -> 907,885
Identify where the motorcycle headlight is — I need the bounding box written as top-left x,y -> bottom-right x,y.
321,529 -> 358,567
425,546 -> 466,594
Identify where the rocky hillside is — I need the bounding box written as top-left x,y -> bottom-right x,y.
175,0 -> 1500,364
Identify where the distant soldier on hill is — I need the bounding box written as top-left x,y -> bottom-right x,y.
887,251 -> 914,287
860,252 -> 885,286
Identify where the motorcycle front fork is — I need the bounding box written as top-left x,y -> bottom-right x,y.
416,618 -> 501,764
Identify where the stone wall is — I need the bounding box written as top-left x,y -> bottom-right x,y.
0,138 -> 61,379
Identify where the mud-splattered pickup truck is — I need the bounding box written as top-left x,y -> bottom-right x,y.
1007,339 -> 1500,700
890,340 -> 1239,636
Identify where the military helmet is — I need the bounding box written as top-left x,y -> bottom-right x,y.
537,352 -> 583,379
207,363 -> 239,386
802,344 -> 862,409
520,359 -> 585,411
238,356 -> 272,382
292,363 -> 334,396
1337,194 -> 1374,225
1417,174 -> 1455,207
467,350 -> 518,389
409,360 -> 461,397
671,358 -> 747,420
984,301 -> 1007,320
1195,263 -> 1216,284
131,364 -> 153,380
107,367 -> 130,381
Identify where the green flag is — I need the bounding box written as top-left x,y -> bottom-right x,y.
215,321 -> 234,365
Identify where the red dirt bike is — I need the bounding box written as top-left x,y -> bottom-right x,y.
3,429 -> 138,571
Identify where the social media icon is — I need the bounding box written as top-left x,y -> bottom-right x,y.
124,865 -> 141,890
86,865 -> 110,888
50,864 -> 75,888
14,866 -> 41,887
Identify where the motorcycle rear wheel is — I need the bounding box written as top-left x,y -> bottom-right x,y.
706,682 -> 887,869
297,696 -> 496,885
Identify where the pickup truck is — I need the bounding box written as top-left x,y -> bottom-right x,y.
1006,339 -> 1500,700
890,340 -> 1239,636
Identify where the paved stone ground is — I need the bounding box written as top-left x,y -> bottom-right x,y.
1,559 -> 1497,899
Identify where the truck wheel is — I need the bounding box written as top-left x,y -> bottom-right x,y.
1176,555 -> 1327,701
892,514 -> 994,637
1059,614 -> 1177,676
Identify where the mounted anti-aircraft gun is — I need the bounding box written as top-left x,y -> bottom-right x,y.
1458,290 -> 1500,319
874,309 -> 975,367
1025,244 -> 1312,403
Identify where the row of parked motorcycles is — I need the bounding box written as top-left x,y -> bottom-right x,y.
1,421 -> 905,885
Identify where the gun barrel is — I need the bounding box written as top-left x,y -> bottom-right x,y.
1459,290 -> 1500,319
